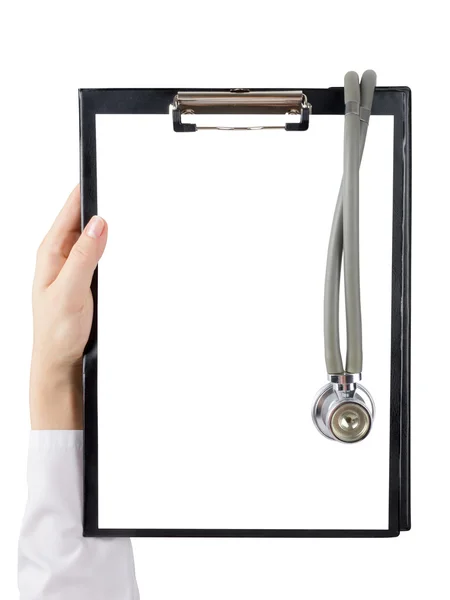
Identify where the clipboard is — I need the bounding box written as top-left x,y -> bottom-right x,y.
79,85 -> 411,538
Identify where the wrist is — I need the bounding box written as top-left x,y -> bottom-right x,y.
29,355 -> 83,430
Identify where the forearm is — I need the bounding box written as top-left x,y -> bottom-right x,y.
18,430 -> 140,600
29,357 -> 83,430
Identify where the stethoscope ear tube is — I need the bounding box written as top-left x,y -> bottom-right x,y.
313,71 -> 377,443
343,71 -> 362,375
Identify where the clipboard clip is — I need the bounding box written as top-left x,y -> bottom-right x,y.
171,89 -> 312,132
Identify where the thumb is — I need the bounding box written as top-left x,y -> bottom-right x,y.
57,215 -> 108,307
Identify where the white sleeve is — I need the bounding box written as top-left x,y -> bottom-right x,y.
18,430 -> 140,600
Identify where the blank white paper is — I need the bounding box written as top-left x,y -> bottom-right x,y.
95,113 -> 393,530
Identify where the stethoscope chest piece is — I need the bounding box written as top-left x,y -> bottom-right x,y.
312,374 -> 375,443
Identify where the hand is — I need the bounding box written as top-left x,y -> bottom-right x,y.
30,185 -> 108,429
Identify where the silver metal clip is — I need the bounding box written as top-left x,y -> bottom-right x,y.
172,89 -> 312,132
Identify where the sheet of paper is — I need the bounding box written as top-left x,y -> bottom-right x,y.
95,114 -> 393,530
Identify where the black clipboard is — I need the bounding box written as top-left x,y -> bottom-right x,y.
79,86 -> 411,538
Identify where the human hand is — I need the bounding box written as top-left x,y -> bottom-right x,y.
30,185 -> 108,429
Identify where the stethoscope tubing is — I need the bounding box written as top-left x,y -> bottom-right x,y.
324,70 -> 377,376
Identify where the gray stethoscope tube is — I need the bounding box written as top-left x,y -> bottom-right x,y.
313,70 -> 377,443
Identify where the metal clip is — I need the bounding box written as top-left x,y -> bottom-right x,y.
171,90 -> 312,132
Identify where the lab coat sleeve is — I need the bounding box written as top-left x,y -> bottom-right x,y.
18,430 -> 140,600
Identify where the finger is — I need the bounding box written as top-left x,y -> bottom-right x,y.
35,185 -> 82,288
47,184 -> 81,243
55,215 -> 108,308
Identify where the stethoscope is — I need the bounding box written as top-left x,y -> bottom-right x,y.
312,70 -> 377,443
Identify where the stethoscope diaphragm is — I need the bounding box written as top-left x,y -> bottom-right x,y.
312,374 -> 375,443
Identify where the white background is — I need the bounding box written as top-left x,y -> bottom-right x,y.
96,114 -> 392,530
0,1 -> 448,598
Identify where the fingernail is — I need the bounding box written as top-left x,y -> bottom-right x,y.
86,216 -> 105,239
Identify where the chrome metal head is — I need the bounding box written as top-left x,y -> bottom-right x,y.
312,375 -> 375,443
